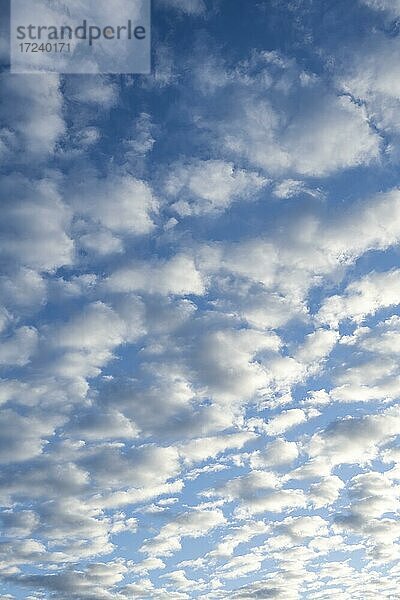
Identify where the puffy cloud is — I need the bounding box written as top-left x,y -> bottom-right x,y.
90,480 -> 184,510
0,539 -> 48,573
70,171 -> 159,237
0,326 -> 38,367
0,174 -> 73,272
0,409 -> 61,464
192,327 -> 281,403
208,521 -> 270,559
166,159 -> 268,216
122,578 -> 189,600
314,188 -> 400,273
307,406 -> 400,469
140,509 -> 226,557
11,560 -> 128,600
161,569 -> 201,592
65,76 -> 119,109
0,511 -> 39,538
68,408 -> 140,441
80,444 -> 180,490
295,329 -> 339,364
79,230 -> 124,256
330,356 -> 400,404
93,367 -> 204,441
340,29 -> 400,149
199,188 -> 400,317
237,488 -> 307,516
12,498 -> 136,565
179,431 -> 257,464
229,574 -> 305,599
341,315 -> 400,355
46,302 -> 128,382
124,112 -> 156,158
0,457 -> 89,504
223,289 -> 307,330
0,268 -> 46,314
265,409 -> 307,436
250,438 -> 299,469
106,255 -> 206,296
273,179 -> 323,200
217,550 -> 265,580
207,470 -> 279,499
205,52 -> 381,177
308,476 -> 345,508
265,94 -> 377,175
207,470 -> 306,515
280,516 -> 329,540
52,302 -> 125,351
318,269 -> 400,327
346,471 -> 400,520
0,74 -> 64,157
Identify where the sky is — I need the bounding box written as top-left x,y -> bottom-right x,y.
1,0 -> 400,598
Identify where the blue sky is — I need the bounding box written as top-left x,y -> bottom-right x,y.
1,0 -> 400,598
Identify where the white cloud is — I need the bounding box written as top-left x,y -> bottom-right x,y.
68,408 -> 139,441
179,431 -> 257,464
208,521 -> 269,559
340,31 -> 400,143
342,315 -> 400,355
81,444 -> 181,491
0,456 -> 90,505
250,438 -> 299,468
192,327 -> 281,403
70,171 -> 158,237
0,327 -> 38,367
106,255 -> 206,296
0,409 -> 61,464
12,560 -> 129,600
210,52 -> 381,177
140,509 -> 226,557
330,355 -> 400,404
47,302 -> 128,382
265,409 -> 307,436
308,476 -> 345,508
346,471 -> 400,520
295,329 -> 339,364
79,230 -> 123,256
360,0 -> 400,16
131,557 -> 166,575
207,470 -> 306,516
199,188 -> 400,319
65,77 -> 119,109
217,550 -> 264,580
281,516 -> 329,539
0,268 -> 46,314
0,511 -> 39,538
166,159 -> 268,216
226,289 -> 307,330
125,112 -> 156,157
318,269 -> 400,327
90,480 -> 184,510
0,74 -> 64,157
273,179 -> 323,199
307,405 -> 400,469
0,174 -> 73,272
